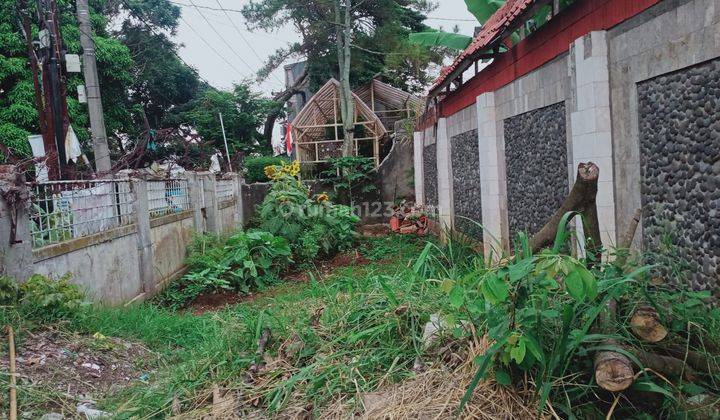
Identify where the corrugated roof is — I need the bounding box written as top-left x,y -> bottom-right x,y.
431,0 -> 535,92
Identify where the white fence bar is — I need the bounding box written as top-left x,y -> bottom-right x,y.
29,179 -> 135,248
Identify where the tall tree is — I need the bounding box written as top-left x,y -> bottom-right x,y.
242,0 -> 443,145
333,0 -> 354,156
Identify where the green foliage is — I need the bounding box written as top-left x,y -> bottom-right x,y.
416,213 -> 720,418
258,161 -> 359,262
409,31 -> 474,50
0,275 -> 20,305
64,236 -> 435,416
244,155 -> 290,183
242,0 -> 444,93
320,156 -> 377,206
158,230 -> 292,308
3,274 -> 88,322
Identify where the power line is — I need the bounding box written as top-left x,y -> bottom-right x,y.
119,0 -> 215,87
167,1 -> 477,23
214,0 -> 284,85
185,0 -> 260,80
180,14 -> 249,79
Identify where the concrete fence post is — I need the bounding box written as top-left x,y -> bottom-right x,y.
413,131 -> 425,206
186,172 -> 205,232
0,169 -> 33,280
233,172 -> 245,229
436,118 -> 454,238
132,176 -> 155,295
203,174 -> 220,234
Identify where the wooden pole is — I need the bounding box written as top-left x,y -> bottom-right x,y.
6,325 -> 17,420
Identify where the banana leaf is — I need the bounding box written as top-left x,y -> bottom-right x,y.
464,0 -> 505,24
408,31 -> 473,50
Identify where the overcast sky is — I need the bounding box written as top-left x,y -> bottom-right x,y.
173,0 -> 479,94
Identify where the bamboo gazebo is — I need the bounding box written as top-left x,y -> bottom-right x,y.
291,79 -> 387,167
353,78 -> 421,137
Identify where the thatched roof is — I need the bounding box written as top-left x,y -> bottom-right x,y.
292,78 -> 387,142
354,78 -> 422,111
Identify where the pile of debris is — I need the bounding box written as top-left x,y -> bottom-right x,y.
390,202 -> 428,235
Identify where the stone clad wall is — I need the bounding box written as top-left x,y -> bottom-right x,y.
504,102 -> 569,239
423,143 -> 438,208
451,129 -> 483,238
637,58 -> 720,291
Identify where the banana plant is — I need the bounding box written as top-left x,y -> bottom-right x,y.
408,0 -> 504,50
409,0 -> 569,51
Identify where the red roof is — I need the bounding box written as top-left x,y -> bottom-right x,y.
431,0 -> 535,92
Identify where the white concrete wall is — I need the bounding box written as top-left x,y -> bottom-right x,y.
436,118 -> 454,230
446,105 -> 478,139
150,213 -> 195,287
570,31 -> 617,252
33,229 -> 142,305
476,92 -> 507,258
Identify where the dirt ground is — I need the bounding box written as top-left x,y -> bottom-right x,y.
188,250 -> 370,314
1,328 -> 158,417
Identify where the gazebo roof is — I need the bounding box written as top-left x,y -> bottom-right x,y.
292,78 -> 387,140
354,78 -> 422,111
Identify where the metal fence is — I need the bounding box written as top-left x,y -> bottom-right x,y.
148,178 -> 192,218
29,179 -> 135,248
216,179 -> 236,203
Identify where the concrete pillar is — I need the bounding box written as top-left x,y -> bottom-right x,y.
569,31 -> 617,254
132,177 -> 154,295
476,92 -> 508,259
186,172 -> 205,233
436,118 -> 454,232
0,171 -> 33,280
233,173 -> 245,229
413,131 -> 424,205
203,174 -> 220,234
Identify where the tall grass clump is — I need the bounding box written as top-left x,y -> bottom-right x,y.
415,213 -> 720,418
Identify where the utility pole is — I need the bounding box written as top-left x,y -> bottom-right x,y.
218,113 -> 233,172
76,0 -> 112,174
35,0 -> 70,179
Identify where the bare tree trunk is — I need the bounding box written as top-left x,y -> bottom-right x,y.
335,0 -> 355,156
263,69 -> 308,141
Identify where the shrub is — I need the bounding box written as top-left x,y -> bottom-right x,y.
416,217 -> 720,418
320,156 -> 377,205
0,274 -> 89,322
159,230 -> 292,308
257,160 -> 359,262
243,155 -> 290,183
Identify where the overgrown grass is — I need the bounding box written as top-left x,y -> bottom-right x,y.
50,234 -> 443,417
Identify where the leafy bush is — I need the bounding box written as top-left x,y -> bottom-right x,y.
7,274 -> 88,321
244,155 -> 290,183
258,160 -> 359,262
320,156 -> 377,205
0,275 -> 20,305
159,230 -> 292,308
416,215 -> 720,418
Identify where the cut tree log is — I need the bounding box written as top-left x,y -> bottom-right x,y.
632,348 -> 699,382
530,162 -> 601,260
630,306 -> 668,343
594,301 -> 635,392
